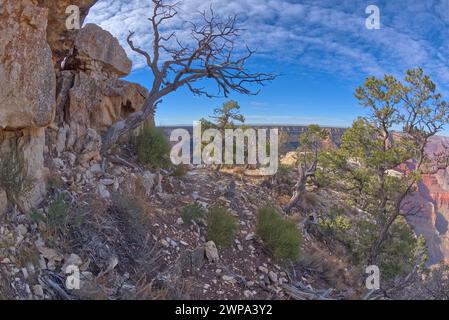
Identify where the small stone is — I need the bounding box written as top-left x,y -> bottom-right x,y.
222,275 -> 236,284
245,233 -> 255,241
33,285 -> 44,298
67,153 -> 77,166
100,179 -> 114,186
38,247 -> 59,261
21,268 -> 29,279
167,238 -> 177,248
98,184 -> 110,199
38,257 -> 47,270
16,224 -> 28,236
176,217 -> 184,225
62,253 -> 82,271
90,164 -> 103,175
243,210 -> 253,217
269,271 -> 278,284
205,241 -> 219,263
258,266 -> 269,274
53,158 -> 65,169
244,290 -> 252,298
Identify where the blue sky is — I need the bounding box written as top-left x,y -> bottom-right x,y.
86,0 -> 449,129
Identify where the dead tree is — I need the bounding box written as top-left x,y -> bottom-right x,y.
101,0 -> 275,152
283,125 -> 328,213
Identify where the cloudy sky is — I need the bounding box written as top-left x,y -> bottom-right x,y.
86,0 -> 449,128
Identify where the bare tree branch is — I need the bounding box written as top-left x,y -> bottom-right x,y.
102,0 -> 276,151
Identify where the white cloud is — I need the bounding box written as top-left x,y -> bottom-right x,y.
85,0 -> 449,89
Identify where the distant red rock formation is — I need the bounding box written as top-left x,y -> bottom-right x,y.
407,136 -> 449,265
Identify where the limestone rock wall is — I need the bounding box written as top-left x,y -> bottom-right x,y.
66,23 -> 132,78
0,0 -> 55,129
48,23 -> 152,166
48,70 -> 150,164
36,0 -> 98,68
406,136 -> 449,265
0,0 -> 56,213
0,129 -> 48,210
0,0 -> 149,213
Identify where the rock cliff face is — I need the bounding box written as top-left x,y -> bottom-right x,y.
48,23 -> 151,166
36,0 -> 98,68
160,125 -> 346,151
0,0 -> 150,213
66,23 -> 132,78
0,0 -> 55,212
0,0 -> 55,129
406,136 -> 449,265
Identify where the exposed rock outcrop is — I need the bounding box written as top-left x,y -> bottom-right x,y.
0,0 -> 55,210
36,0 -> 98,68
0,0 -> 55,129
48,23 -> 151,165
0,129 -> 48,210
407,136 -> 449,265
66,23 -> 132,78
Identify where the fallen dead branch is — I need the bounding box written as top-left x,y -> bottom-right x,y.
282,282 -> 337,300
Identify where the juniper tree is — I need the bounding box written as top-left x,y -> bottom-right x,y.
320,68 -> 449,270
284,124 -> 329,213
200,100 -> 245,133
199,100 -> 246,169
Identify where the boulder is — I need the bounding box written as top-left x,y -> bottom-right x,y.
36,0 -> 98,68
67,23 -> 132,78
0,0 -> 56,129
68,72 -> 148,134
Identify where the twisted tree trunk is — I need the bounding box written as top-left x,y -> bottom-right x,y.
284,171 -> 308,213
101,97 -> 157,153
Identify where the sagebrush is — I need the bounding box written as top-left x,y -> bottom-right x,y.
256,207 -> 302,262
135,125 -> 170,168
207,207 -> 238,247
181,203 -> 207,224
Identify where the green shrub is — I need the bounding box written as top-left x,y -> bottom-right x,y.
207,207 -> 238,247
278,164 -> 294,175
29,194 -> 70,244
350,217 -> 426,280
181,203 -> 207,224
135,126 -> 170,168
172,164 -> 189,178
256,207 -> 302,262
318,207 -> 352,244
319,208 -> 426,280
47,194 -> 70,234
0,147 -> 33,204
